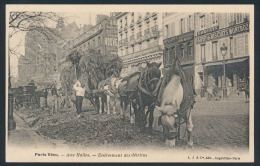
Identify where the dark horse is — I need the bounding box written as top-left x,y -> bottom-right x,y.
119,61 -> 162,130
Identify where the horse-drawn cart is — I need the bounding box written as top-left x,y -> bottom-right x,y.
11,85 -> 45,110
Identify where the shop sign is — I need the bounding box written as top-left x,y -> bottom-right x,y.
163,31 -> 194,45
197,26 -> 219,36
196,22 -> 249,44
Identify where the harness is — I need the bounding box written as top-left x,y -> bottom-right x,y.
138,67 -> 162,98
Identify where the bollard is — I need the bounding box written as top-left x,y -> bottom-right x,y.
8,92 -> 16,131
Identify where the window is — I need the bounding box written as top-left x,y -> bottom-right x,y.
188,15 -> 192,31
212,42 -> 218,61
187,42 -> 193,59
88,42 -> 90,48
169,46 -> 175,64
93,39 -> 95,47
235,13 -> 243,24
126,47 -> 128,55
229,13 -> 235,24
201,44 -> 206,62
120,19 -> 122,28
211,13 -> 218,26
132,46 -> 134,53
165,24 -> 169,38
230,37 -> 233,58
98,50 -> 101,54
98,36 -> 101,45
180,44 -> 185,59
180,18 -> 185,34
200,15 -> 206,29
125,17 -> 128,26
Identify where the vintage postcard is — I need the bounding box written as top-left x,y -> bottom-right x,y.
6,4 -> 254,163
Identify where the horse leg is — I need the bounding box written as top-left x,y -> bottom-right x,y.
186,108 -> 194,148
130,101 -> 135,124
148,105 -> 155,131
99,97 -> 102,114
120,98 -> 124,116
112,97 -> 116,115
107,95 -> 110,115
132,101 -> 138,124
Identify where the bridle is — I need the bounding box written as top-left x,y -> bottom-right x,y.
138,67 -> 162,98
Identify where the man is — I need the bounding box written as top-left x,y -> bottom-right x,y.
73,80 -> 85,115
51,84 -> 59,114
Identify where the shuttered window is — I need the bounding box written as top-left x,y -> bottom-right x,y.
245,34 -> 249,56
212,42 -> 218,61
201,44 -> 206,62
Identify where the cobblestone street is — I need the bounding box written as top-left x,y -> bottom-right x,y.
8,95 -> 250,152
190,98 -> 249,150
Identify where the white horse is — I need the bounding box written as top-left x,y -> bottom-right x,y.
155,75 -> 194,148
97,77 -> 122,115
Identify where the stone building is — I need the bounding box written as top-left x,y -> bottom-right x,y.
18,19 -> 79,88
115,12 -> 163,77
162,12 -> 196,87
194,13 -> 250,96
71,14 -> 118,56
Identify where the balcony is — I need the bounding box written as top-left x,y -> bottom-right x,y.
137,16 -> 142,24
144,12 -> 150,20
130,20 -> 135,28
125,45 -> 163,60
152,12 -> 157,17
144,28 -> 150,35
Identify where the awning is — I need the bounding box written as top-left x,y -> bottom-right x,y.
204,57 -> 248,67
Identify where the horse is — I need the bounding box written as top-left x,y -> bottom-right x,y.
118,72 -> 141,123
97,76 -> 122,114
118,62 -> 162,130
156,58 -> 195,148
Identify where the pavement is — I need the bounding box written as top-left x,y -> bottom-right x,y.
7,111 -> 55,148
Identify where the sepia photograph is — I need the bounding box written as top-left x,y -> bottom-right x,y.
6,5 -> 254,163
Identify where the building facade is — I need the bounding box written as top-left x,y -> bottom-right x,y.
194,13 -> 250,96
18,19 -> 79,88
162,12 -> 196,87
71,14 -> 118,57
115,12 -> 163,77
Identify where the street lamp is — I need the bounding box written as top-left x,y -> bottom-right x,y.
220,42 -> 228,99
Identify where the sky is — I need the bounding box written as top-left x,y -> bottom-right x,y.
9,12 -> 110,79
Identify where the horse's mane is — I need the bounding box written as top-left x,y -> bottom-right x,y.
121,71 -> 141,82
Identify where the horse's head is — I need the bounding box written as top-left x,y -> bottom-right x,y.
156,101 -> 180,147
145,61 -> 162,92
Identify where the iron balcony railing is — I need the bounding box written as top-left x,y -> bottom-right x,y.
124,45 -> 163,60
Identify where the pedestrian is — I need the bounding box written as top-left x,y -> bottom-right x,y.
51,84 -> 59,114
40,88 -> 48,110
73,80 -> 85,115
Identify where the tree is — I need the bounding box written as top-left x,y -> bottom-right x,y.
8,12 -> 61,88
